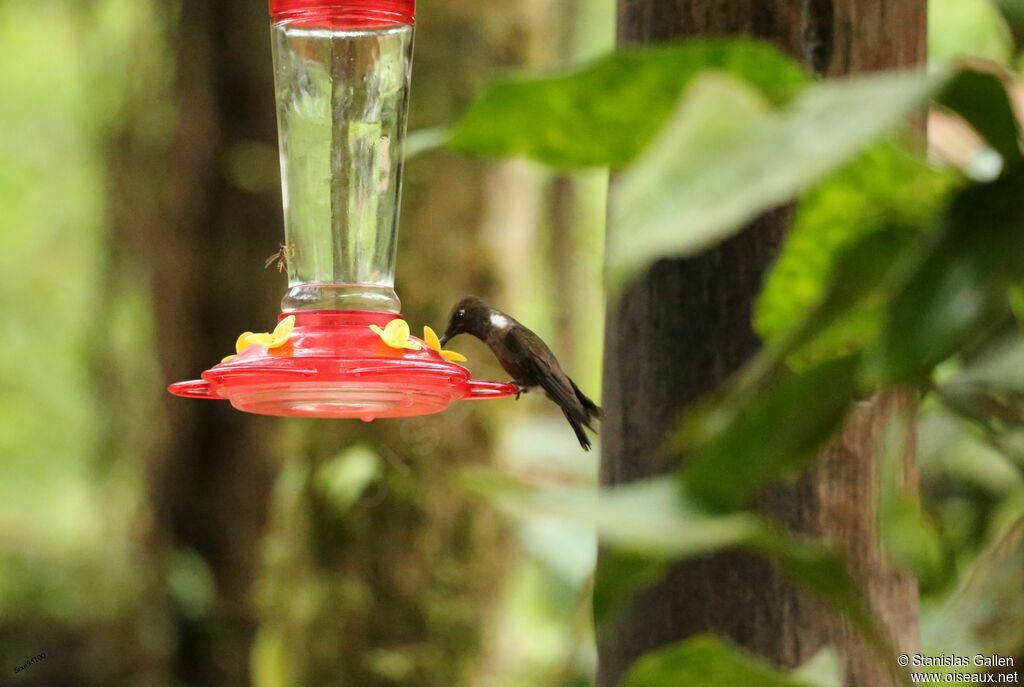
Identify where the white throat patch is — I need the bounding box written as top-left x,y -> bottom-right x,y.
489,312 -> 512,330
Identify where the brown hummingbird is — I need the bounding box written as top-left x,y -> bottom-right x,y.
440,296 -> 601,450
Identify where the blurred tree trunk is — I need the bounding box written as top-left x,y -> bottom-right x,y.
598,2 -> 926,686
114,1 -> 285,685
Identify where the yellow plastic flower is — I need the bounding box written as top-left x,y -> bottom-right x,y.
221,331 -> 255,363
423,325 -> 467,363
370,318 -> 422,351
245,316 -> 296,349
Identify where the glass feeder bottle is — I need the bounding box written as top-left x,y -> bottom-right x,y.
270,0 -> 415,313
168,1 -> 518,418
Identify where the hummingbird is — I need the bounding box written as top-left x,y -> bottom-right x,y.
440,296 -> 601,451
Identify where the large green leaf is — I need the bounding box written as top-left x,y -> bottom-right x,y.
727,227 -> 920,400
461,471 -> 887,652
869,164 -> 1024,383
442,40 -> 808,168
607,69 -> 944,291
750,532 -> 886,653
460,471 -> 765,559
937,68 -> 1022,167
621,635 -> 840,687
678,356 -> 862,512
755,144 -> 956,368
775,228 -> 917,370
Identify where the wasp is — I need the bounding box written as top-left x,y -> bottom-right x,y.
265,243 -> 297,273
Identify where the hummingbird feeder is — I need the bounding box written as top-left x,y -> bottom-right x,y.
168,0 -> 516,420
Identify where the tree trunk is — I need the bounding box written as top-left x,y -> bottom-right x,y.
598,2 -> 926,686
130,2 -> 284,685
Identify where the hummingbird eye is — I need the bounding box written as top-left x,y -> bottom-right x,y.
454,310 -> 465,321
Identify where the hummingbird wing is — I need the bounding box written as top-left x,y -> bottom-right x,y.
504,328 -> 595,431
494,323 -> 600,452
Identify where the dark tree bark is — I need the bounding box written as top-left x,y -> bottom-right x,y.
598,2 -> 926,686
121,2 -> 288,685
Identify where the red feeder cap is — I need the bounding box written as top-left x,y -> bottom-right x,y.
270,0 -> 414,28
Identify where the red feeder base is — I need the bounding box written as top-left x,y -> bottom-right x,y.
168,310 -> 515,420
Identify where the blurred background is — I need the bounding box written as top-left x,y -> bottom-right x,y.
0,0 -> 611,685
0,0 -> 1020,686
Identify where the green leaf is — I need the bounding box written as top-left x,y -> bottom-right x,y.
781,228 -> 917,367
443,40 -> 808,167
918,406 -> 1024,493
462,470 -> 889,654
621,635 -> 838,687
404,127 -> 449,161
930,0 -> 1014,65
728,226 -> 919,400
679,356 -> 862,512
750,530 -> 886,652
936,68 -> 1022,167
607,69 -> 945,292
515,516 -> 596,587
996,0 -> 1024,23
882,498 -> 945,583
869,164 -> 1024,383
755,144 -> 957,368
460,471 -> 765,559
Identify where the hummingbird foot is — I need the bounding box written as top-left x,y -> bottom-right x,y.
513,383 -> 528,400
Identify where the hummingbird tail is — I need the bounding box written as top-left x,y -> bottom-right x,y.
570,379 -> 602,424
562,408 -> 593,451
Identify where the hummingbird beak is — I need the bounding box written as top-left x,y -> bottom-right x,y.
439,334 -> 451,347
